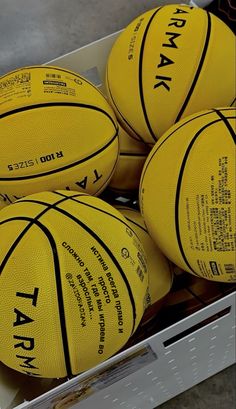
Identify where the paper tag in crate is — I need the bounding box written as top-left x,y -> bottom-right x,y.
24,344 -> 157,409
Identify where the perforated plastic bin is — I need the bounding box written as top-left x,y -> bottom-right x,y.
1,27 -> 235,409
13,292 -> 236,409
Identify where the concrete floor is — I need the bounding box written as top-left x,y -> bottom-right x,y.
0,0 -> 173,75
0,0 -> 235,408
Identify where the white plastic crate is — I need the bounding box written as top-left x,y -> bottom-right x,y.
1,16 -> 235,409
6,291 -> 236,409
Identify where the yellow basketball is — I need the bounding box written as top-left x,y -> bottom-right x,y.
116,205 -> 173,304
0,66 -> 119,203
140,107 -> 236,283
109,125 -> 150,194
0,190 -> 148,378
106,4 -> 235,145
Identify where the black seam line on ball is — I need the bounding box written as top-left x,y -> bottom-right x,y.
139,109 -> 216,189
52,191 -> 144,247
0,194 -> 72,274
230,97 -> 236,107
122,216 -> 148,234
0,101 -> 118,130
139,7 -> 162,143
0,129 -> 118,182
11,192 -> 137,335
174,11 -> 211,124
175,118 -> 226,276
105,71 -> 144,143
113,207 -> 148,234
0,215 -> 73,378
140,107 -> 236,189
213,109 -> 236,144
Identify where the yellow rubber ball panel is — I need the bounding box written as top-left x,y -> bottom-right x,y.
140,107 -> 236,283
0,191 -> 148,378
106,5 -> 235,145
0,66 -> 119,203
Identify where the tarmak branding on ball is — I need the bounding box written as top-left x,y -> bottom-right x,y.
13,288 -> 41,377
154,7 -> 192,92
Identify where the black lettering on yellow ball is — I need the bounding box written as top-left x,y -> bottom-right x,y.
154,76 -> 172,91
93,169 -> 102,184
14,335 -> 34,350
12,288 -> 41,376
65,169 -> 103,190
13,309 -> 34,326
162,32 -> 181,49
169,7 -> 189,28
157,54 -> 174,69
15,355 -> 39,371
154,6 -> 191,92
16,287 -> 39,306
14,288 -> 39,326
173,7 -> 191,15
75,176 -> 88,189
168,18 -> 187,28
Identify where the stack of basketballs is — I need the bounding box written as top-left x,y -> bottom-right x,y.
0,4 -> 235,379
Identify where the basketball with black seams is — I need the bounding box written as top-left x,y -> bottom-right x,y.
0,190 -> 148,378
0,66 -> 119,204
106,4 -> 235,145
140,107 -> 236,283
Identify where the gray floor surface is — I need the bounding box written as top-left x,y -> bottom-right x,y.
0,0 -> 235,408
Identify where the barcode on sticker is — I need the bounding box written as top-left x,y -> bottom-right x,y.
46,73 -> 61,79
224,264 -> 236,274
